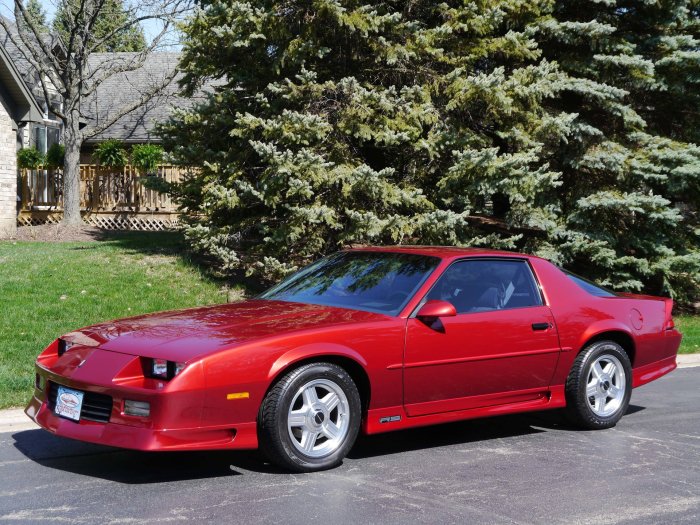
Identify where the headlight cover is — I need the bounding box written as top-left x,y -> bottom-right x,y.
147,358 -> 186,380
57,339 -> 76,356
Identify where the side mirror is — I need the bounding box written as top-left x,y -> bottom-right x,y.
416,300 -> 457,319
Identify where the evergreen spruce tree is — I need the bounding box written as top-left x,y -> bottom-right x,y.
22,0 -> 47,32
161,0 -> 699,303
535,0 -> 700,300
162,0 -> 562,280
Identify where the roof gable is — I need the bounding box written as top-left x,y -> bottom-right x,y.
0,41 -> 43,123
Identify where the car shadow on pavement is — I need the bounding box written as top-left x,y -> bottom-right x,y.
11,429 -> 278,482
11,405 -> 646,482
349,410 -> 550,460
348,404 -> 646,459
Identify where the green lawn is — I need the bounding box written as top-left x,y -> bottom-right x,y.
0,232 -> 230,409
677,315 -> 700,354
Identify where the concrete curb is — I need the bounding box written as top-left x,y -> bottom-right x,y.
677,353 -> 700,368
1,354 -> 699,434
0,408 -> 37,433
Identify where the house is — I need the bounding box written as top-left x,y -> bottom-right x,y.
0,41 -> 43,237
80,51 -> 189,163
0,17 -> 64,158
1,17 -> 190,157
0,17 -> 197,235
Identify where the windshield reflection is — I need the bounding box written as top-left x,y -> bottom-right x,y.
259,251 -> 440,316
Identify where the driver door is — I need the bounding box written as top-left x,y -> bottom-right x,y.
403,258 -> 561,417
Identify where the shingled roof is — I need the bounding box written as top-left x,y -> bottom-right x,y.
1,17 -> 198,143
0,16 -> 64,105
0,41 -> 43,123
83,52 -> 196,144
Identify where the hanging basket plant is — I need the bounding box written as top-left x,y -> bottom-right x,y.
94,139 -> 128,168
94,139 -> 130,208
131,144 -> 163,176
17,147 -> 45,170
45,143 -> 65,170
133,144 -> 171,194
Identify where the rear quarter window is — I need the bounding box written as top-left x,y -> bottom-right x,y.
565,272 -> 617,297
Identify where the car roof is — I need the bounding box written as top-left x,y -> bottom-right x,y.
345,245 -> 539,260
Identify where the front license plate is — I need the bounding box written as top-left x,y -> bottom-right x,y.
55,386 -> 84,421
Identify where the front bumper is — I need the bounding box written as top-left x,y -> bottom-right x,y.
26,394 -> 258,451
27,349 -> 258,451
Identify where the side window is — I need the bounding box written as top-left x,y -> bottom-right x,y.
565,272 -> 617,297
426,259 -> 542,314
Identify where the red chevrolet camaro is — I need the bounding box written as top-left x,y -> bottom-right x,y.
27,247 -> 682,471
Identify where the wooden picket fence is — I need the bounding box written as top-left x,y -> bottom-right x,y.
18,164 -> 193,230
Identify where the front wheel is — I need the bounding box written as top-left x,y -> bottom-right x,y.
565,341 -> 632,429
258,362 -> 361,472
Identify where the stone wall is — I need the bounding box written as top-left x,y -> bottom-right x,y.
0,95 -> 17,238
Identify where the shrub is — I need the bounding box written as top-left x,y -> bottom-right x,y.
159,0 -> 700,304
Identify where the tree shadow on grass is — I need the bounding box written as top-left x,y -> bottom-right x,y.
77,229 -> 265,296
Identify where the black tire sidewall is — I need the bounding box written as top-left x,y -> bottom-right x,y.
264,363 -> 362,472
567,341 -> 633,429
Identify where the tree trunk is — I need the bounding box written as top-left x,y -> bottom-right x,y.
62,123 -> 83,226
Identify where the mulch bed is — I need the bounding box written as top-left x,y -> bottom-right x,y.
13,224 -> 104,243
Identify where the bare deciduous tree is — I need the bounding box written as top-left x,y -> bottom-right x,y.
0,0 -> 192,225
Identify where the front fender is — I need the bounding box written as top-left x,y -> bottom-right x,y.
267,343 -> 369,382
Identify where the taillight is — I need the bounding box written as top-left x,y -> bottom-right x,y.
664,299 -> 675,331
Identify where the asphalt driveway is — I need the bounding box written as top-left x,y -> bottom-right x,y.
0,367 -> 698,524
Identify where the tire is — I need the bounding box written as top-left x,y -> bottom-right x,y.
565,340 -> 632,429
258,362 -> 362,472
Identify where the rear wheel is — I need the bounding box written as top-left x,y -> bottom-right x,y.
258,362 -> 361,472
565,341 -> 632,429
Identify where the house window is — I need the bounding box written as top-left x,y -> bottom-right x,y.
30,121 -> 62,207
35,126 -> 46,153
34,124 -> 61,154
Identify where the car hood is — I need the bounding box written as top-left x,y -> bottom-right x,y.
61,300 -> 389,362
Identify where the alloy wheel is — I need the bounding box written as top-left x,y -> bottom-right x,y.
287,378 -> 351,458
586,353 -> 626,417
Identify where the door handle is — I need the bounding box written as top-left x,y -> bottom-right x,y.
531,322 -> 550,331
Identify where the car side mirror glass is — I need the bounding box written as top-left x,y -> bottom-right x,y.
416,300 -> 457,319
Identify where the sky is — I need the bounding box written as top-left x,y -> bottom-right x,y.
2,0 -> 169,45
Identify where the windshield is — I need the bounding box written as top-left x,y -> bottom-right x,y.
259,251 -> 440,315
